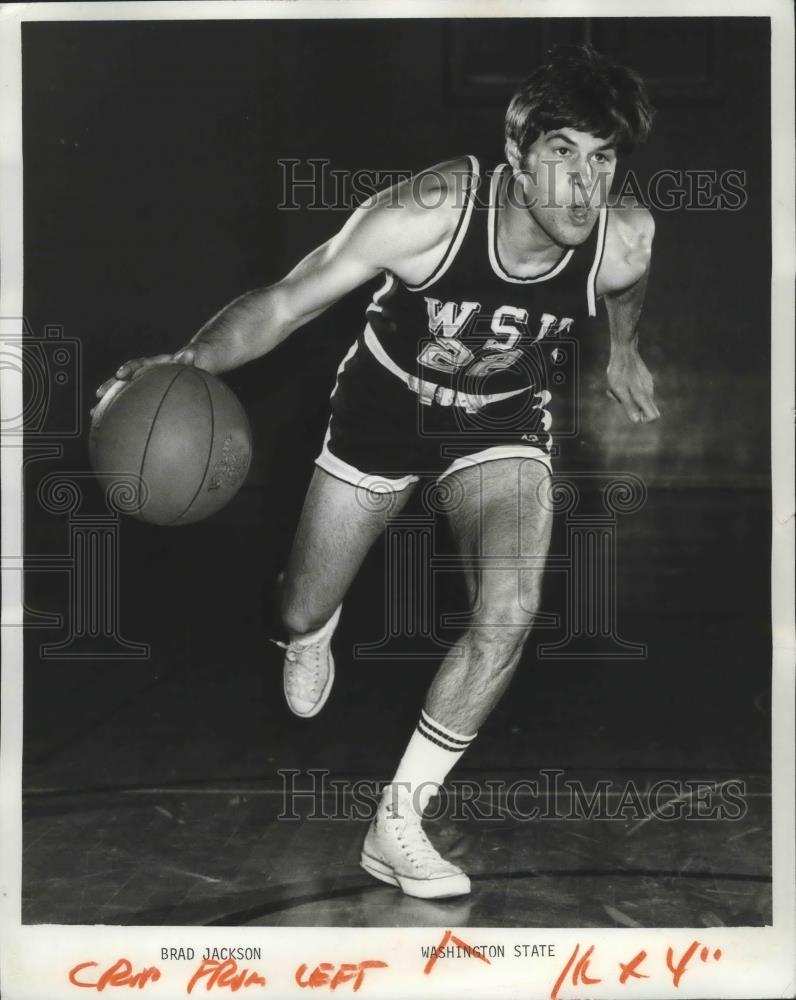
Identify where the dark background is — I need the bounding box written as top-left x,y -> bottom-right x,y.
22,17 -> 770,494
19,17 -> 772,924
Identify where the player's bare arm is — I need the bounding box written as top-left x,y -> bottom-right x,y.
596,205 -> 660,423
95,160 -> 465,398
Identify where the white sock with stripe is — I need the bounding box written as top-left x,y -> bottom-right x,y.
391,710 -> 477,815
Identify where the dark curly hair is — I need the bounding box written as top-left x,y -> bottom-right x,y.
505,44 -> 654,157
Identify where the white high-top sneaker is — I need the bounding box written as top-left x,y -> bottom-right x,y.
360,783 -> 471,899
274,606 -> 342,718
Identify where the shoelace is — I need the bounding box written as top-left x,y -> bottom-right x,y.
386,804 -> 452,870
272,638 -> 323,698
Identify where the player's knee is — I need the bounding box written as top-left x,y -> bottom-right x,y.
467,618 -> 533,665
473,581 -> 537,642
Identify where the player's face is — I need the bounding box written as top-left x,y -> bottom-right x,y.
511,128 -> 617,246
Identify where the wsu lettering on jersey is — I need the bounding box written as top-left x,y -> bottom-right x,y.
365,155 -> 608,397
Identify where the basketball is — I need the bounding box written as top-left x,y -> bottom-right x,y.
89,364 -> 252,525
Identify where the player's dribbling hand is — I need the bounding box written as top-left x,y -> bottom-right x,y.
92,347 -> 199,416
606,344 -> 660,424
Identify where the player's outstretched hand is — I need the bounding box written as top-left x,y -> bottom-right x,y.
606,344 -> 660,424
92,347 -> 200,416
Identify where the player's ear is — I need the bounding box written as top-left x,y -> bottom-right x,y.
505,138 -> 522,172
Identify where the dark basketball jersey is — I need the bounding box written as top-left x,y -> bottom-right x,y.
363,155 -> 607,406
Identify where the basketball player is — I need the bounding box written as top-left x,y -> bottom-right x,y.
98,46 -> 659,899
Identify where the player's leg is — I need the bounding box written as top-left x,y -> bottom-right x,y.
425,455 -> 553,731
279,465 -> 415,636
276,331 -> 422,716
393,454 -> 552,800
361,453 -> 552,898
277,466 -> 416,718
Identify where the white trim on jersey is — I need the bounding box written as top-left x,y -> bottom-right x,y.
488,164 -> 575,284
367,272 -> 396,315
405,154 -> 481,292
438,444 -> 553,482
331,339 -> 359,393
586,203 -> 609,317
